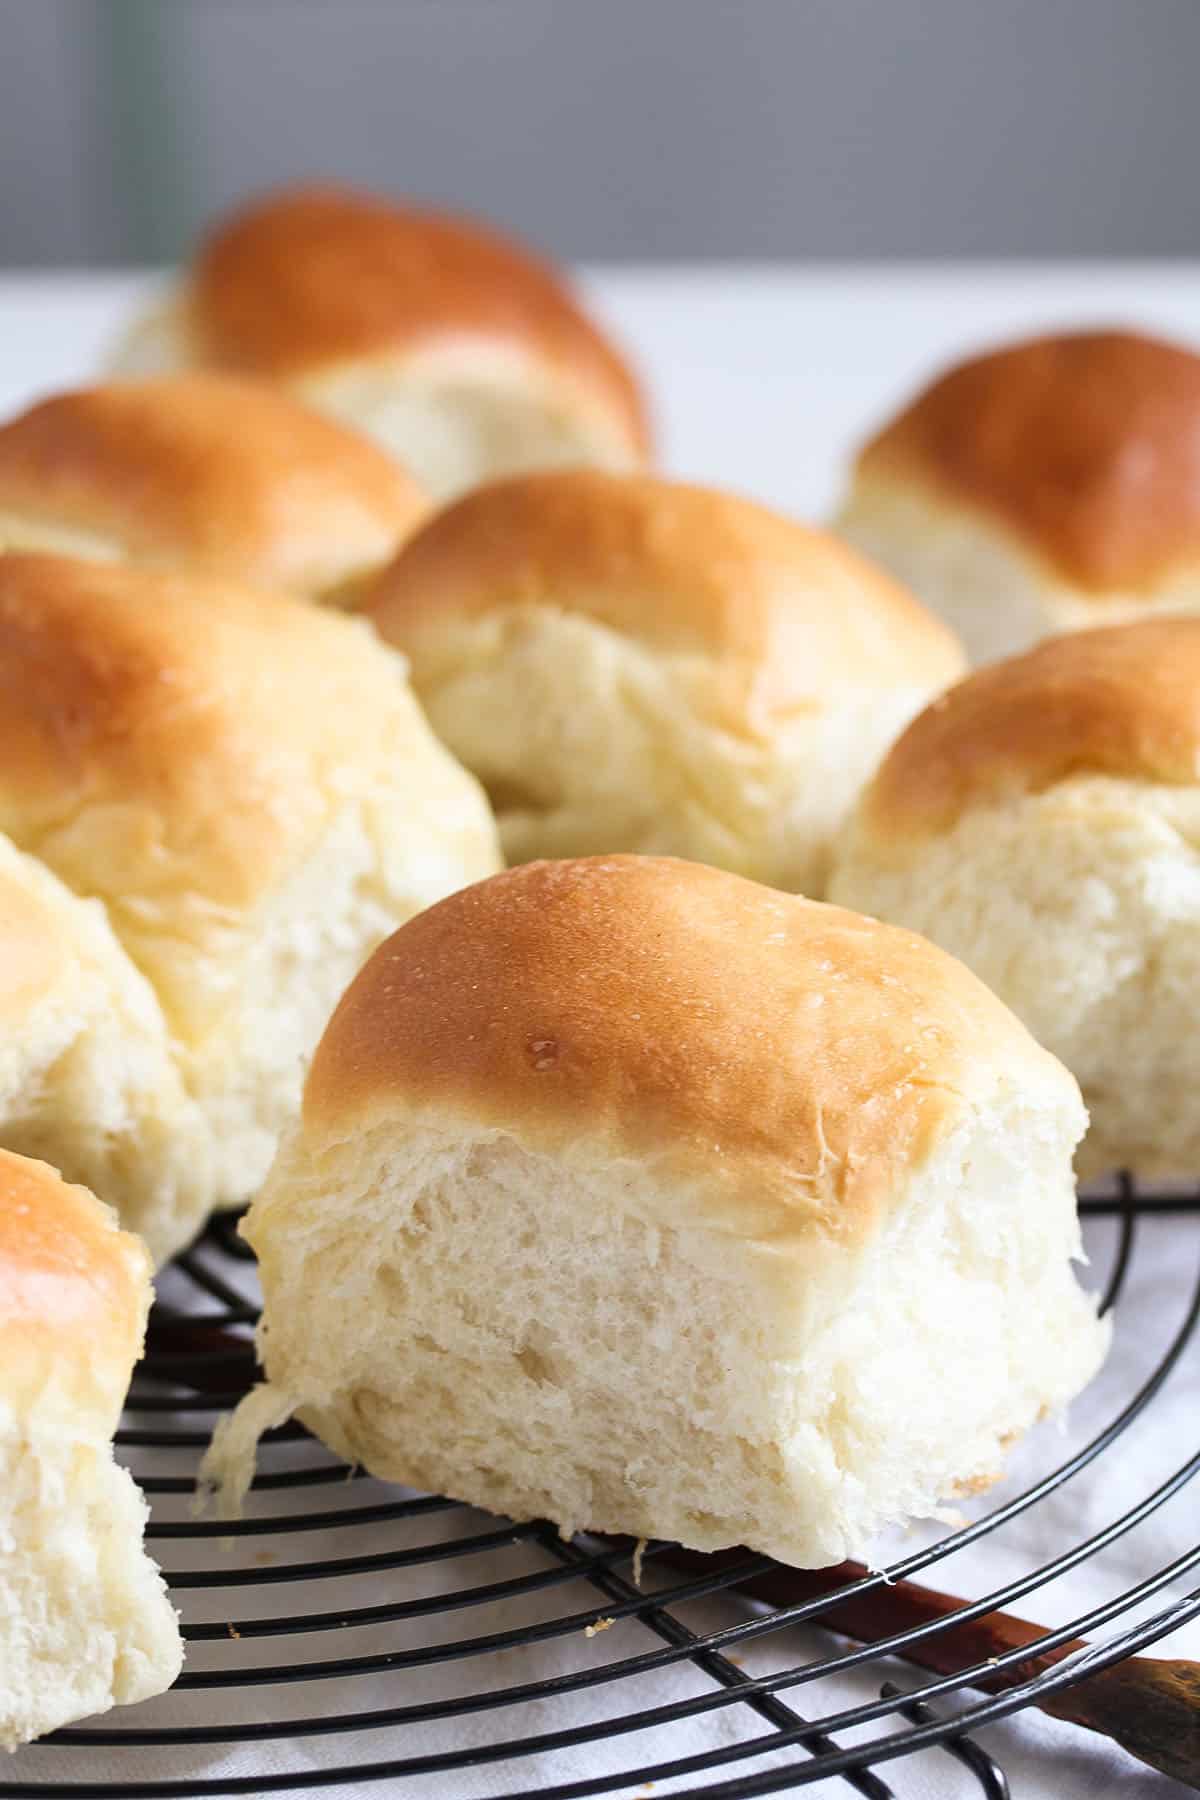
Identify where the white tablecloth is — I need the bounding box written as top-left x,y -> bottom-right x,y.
3,267 -> 1200,1798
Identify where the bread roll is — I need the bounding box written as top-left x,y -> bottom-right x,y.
110,185 -> 649,500
0,1149 -> 180,1746
829,617 -> 1200,1178
836,329 -> 1200,664
0,836 -> 211,1265
0,551 -> 500,1246
366,470 -> 964,894
0,375 -> 428,605
205,857 -> 1107,1568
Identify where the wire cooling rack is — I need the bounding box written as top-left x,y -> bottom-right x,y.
5,1180 -> 1200,1799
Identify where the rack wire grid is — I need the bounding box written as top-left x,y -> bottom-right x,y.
5,1176 -> 1199,1799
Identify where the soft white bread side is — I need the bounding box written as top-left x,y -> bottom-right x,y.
110,185 -> 650,500
0,1150 -> 181,1747
206,857 -> 1107,1568
0,836 -> 211,1265
367,471 -> 965,895
836,329 -> 1200,664
829,618 -> 1200,1178
0,375 -> 429,606
0,551 -> 501,1233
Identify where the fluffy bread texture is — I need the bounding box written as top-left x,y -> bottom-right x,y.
0,836 -> 211,1266
206,857 -> 1107,1569
830,618 -> 1200,1178
836,329 -> 1200,664
0,1150 -> 181,1747
110,185 -> 649,500
367,471 -> 965,894
0,551 -> 500,1255
0,376 -> 428,605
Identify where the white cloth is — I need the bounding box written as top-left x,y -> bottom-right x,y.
2,269 -> 1199,1796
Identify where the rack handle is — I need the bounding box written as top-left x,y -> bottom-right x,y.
657,1548 -> 1200,1789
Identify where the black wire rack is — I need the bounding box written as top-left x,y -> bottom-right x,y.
5,1178 -> 1199,1798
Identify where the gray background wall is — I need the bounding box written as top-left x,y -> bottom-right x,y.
3,0 -> 1199,267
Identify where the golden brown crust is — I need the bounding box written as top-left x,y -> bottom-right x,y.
862,617 -> 1200,839
0,550 -> 405,915
0,1148 -> 148,1434
187,186 -> 650,456
303,856 -> 1065,1243
857,329 -> 1200,593
368,470 -> 964,710
0,375 -> 428,597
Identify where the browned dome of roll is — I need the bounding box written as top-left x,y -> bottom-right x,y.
188,185 -> 650,456
0,548 -> 472,924
861,616 -> 1200,840
368,468 -> 965,707
857,329 -> 1200,592
305,855 -> 1062,1240
0,375 -> 428,599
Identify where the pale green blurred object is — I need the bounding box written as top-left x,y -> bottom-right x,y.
102,0 -> 190,260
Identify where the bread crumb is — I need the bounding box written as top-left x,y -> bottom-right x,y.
632,1537 -> 647,1588
585,1616 -> 615,1638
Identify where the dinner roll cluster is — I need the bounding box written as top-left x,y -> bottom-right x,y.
207,858 -> 1107,1566
0,550 -> 499,1261
6,185 -> 1156,1740
368,469 -> 965,894
831,618 -> 1200,1180
0,374 -> 429,604
112,185 -> 650,499
0,1150 -> 181,1747
837,329 -> 1200,663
